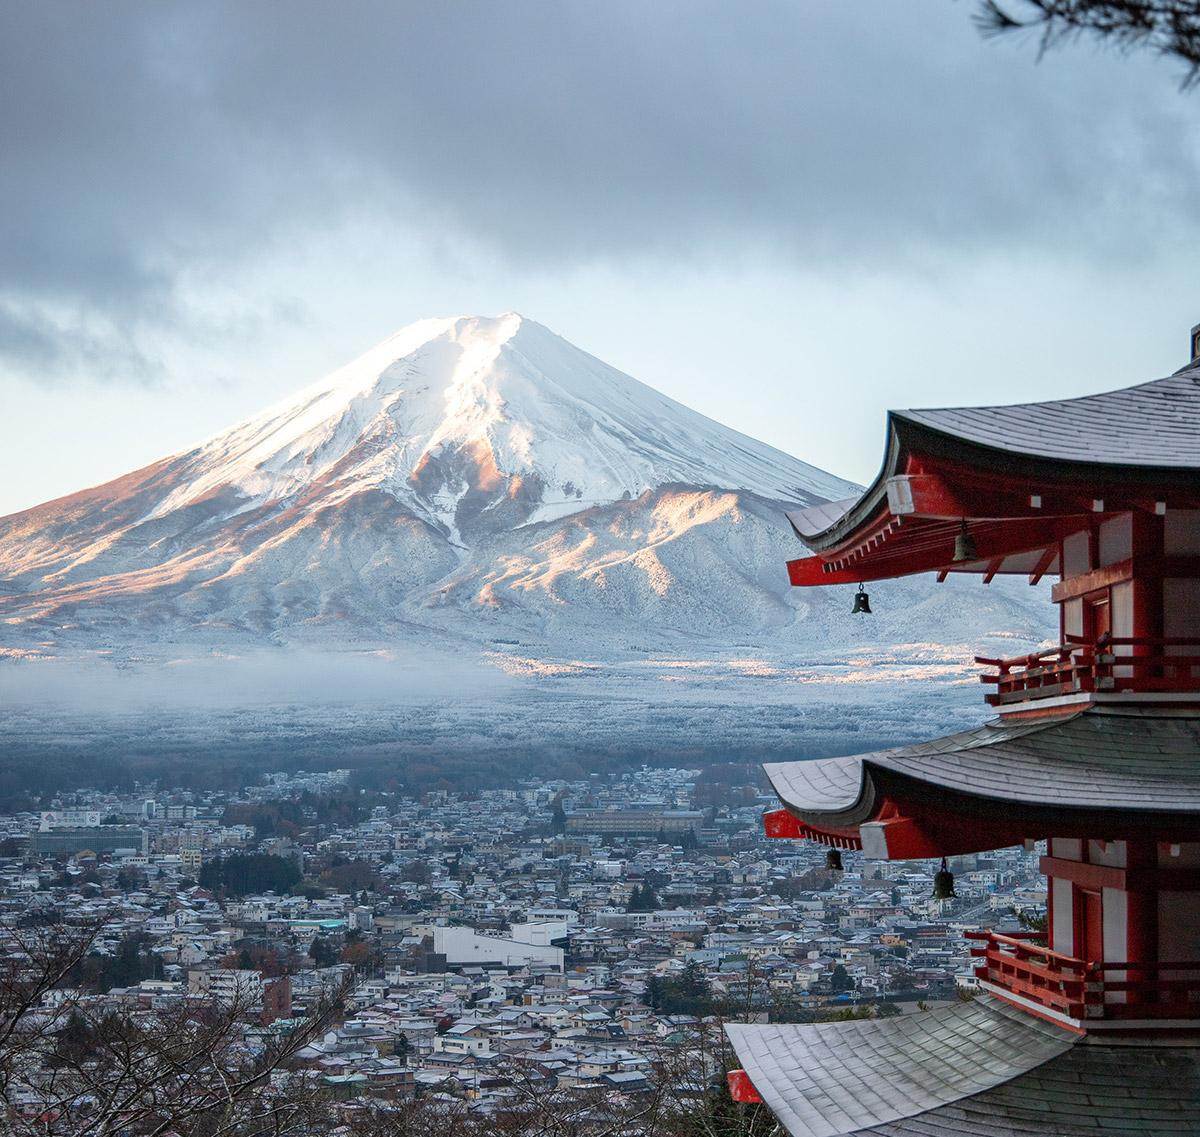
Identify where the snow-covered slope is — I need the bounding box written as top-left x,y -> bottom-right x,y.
0,314 -> 1051,678
147,313 -> 854,540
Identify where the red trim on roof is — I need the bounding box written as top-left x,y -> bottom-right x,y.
786,439 -> 1200,586
726,1069 -> 762,1104
762,809 -> 863,848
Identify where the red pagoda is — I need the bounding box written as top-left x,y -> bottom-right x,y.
724,335 -> 1200,1135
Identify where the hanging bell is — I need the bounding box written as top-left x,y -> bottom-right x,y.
825,847 -> 843,872
932,857 -> 957,900
851,585 -> 872,615
952,520 -> 977,563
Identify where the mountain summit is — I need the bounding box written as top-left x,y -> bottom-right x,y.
0,315 -> 1045,660
145,313 -> 855,543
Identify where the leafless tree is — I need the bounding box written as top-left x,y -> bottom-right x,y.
975,0 -> 1200,85
322,1019 -> 780,1137
0,918 -> 780,1136
0,918 -> 348,1136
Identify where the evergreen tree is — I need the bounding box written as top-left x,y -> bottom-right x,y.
830,963 -> 854,993
199,853 -> 300,897
977,1 -> 1200,85
61,1009 -> 92,1047
628,882 -> 659,912
678,960 -> 710,998
101,933 -> 147,991
550,796 -> 567,835
52,1009 -> 94,1066
310,935 -> 337,968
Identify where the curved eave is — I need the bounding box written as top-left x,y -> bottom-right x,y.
763,754 -> 874,829
789,416 -> 1200,554
786,366 -> 1200,581
764,710 -> 1200,841
786,422 -> 902,551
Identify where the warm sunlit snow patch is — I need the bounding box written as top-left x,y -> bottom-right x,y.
483,652 -> 601,678
635,660 -> 720,670
727,658 -> 782,677
0,646 -> 46,660
793,663 -> 971,685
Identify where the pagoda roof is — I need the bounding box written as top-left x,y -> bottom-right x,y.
725,994 -> 1200,1136
784,364 -> 1200,584
764,708 -> 1200,832
898,367 -> 1200,471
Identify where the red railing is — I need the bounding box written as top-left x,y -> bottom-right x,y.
976,637 -> 1200,706
966,930 -> 1200,1021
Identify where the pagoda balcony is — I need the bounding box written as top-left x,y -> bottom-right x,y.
966,930 -> 1200,1025
976,637 -> 1200,707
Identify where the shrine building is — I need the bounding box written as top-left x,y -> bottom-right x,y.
724,329 -> 1200,1134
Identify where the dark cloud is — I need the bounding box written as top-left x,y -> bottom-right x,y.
1,0 -> 1197,382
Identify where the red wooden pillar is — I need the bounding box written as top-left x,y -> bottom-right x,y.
1130,513 -> 1164,682
1125,840 -> 1159,1008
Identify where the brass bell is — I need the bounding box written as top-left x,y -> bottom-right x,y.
932,857 -> 957,900
952,521 -> 977,563
826,848 -> 843,872
851,585 -> 872,615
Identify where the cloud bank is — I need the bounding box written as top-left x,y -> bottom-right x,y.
2,1 -> 1197,384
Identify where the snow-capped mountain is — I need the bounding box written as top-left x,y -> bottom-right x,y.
147,313 -> 855,540
0,313 -> 1050,670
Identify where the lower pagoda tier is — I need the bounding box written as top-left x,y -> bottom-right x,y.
726,994 -> 1200,1137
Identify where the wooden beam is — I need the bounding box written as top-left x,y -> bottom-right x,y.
1050,555 -> 1200,602
1039,856 -> 1125,892
789,515 -> 1081,587
1051,559 -> 1132,603
885,473 -> 970,520
1040,855 -> 1200,892
982,557 -> 1004,584
859,816 -> 944,860
1028,545 -> 1057,587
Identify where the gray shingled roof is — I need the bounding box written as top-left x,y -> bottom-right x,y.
784,368 -> 1200,548
786,498 -> 858,540
860,1042 -> 1200,1135
763,709 -> 1200,820
726,995 -> 1200,1137
724,995 -> 1074,1137
896,368 -> 1200,469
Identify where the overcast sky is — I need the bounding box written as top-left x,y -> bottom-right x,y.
2,1 -> 1198,516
